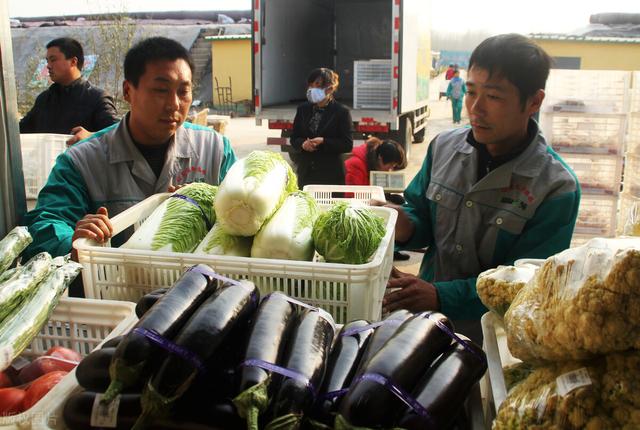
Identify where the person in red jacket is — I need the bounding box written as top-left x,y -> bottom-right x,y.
345,137 -> 406,185
345,137 -> 410,261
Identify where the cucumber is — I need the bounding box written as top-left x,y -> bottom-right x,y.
0,261 -> 81,371
0,226 -> 32,275
133,280 -> 259,429
337,312 -> 454,428
0,252 -> 52,324
103,265 -> 217,403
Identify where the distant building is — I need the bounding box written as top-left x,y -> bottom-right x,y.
206,34 -> 252,109
530,13 -> 640,70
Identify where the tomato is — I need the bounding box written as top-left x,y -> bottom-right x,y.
22,371 -> 68,410
0,387 -> 26,415
18,356 -> 78,384
45,347 -> 81,362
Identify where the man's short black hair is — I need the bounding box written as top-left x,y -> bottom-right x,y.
124,37 -> 195,87
46,37 -> 84,71
468,34 -> 552,108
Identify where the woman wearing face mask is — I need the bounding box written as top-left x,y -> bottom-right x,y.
290,68 -> 354,188
344,136 -> 406,186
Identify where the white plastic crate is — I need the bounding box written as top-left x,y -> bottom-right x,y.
480,312 -> 521,424
631,71 -> 640,113
369,171 -> 406,192
560,153 -> 622,195
74,193 -> 397,324
20,134 -> 70,199
617,192 -> 640,235
540,112 -> 626,154
0,297 -> 136,429
542,69 -> 631,114
574,194 -> 618,237
627,113 -> 640,157
303,184 -> 385,205
623,154 -> 640,197
354,60 -> 392,110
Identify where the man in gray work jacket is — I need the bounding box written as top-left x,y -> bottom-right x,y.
23,37 -> 236,263
382,34 -> 581,339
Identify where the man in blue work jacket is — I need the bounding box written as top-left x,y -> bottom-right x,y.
23,37 -> 236,262
382,34 -> 581,336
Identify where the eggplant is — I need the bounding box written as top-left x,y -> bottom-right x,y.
398,335 -> 487,430
135,288 -> 170,318
102,335 -> 124,349
103,265 -> 216,402
337,312 -> 454,428
132,280 -> 259,429
76,348 -> 146,393
351,309 -> 412,379
232,292 -> 297,429
312,320 -> 374,425
264,308 -> 335,430
63,391 -> 243,430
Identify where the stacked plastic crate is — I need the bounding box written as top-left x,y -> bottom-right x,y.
619,71 -> 640,234
539,70 -> 630,247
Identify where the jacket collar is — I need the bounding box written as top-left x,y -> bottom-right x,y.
108,113 -> 197,164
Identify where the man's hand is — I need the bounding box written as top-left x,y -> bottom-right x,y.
309,137 -> 324,146
67,126 -> 93,146
302,139 -> 318,152
383,266 -> 439,313
71,207 -> 113,261
167,183 -> 184,193
369,200 -> 415,243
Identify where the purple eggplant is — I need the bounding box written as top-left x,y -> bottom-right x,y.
133,280 -> 259,429
398,335 -> 487,430
351,309 -> 412,379
232,293 -> 297,429
103,265 -> 217,402
264,308 -> 335,430
312,320 -> 374,425
337,312 -> 454,428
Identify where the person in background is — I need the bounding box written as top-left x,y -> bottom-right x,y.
345,136 -> 410,261
447,70 -> 467,124
19,37 -> 118,145
290,68 -> 354,188
345,136 -> 406,186
23,37 -> 236,269
444,64 -> 455,80
380,34 -> 581,341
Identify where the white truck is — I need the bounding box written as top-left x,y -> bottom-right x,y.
252,0 -> 431,158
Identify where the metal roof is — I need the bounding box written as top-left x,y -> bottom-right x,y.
205,34 -> 251,41
529,33 -> 640,44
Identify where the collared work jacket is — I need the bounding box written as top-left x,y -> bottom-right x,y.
23,116 -> 236,258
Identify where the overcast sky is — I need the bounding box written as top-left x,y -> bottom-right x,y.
8,0 -> 639,34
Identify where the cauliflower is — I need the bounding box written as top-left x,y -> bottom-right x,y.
504,237 -> 640,362
494,351 -> 640,430
476,263 -> 538,316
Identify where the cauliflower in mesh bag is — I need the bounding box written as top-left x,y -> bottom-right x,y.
504,237 -> 640,362
494,351 -> 640,430
476,263 -> 538,316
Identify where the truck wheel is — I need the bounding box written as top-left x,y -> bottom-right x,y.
413,126 -> 426,143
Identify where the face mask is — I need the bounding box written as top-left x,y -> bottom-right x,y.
306,87 -> 327,104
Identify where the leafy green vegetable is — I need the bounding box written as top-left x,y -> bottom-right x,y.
0,226 -> 32,275
215,151 -> 298,236
312,202 -> 385,264
123,183 -> 217,253
0,252 -> 52,324
194,223 -> 253,257
251,191 -> 318,261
